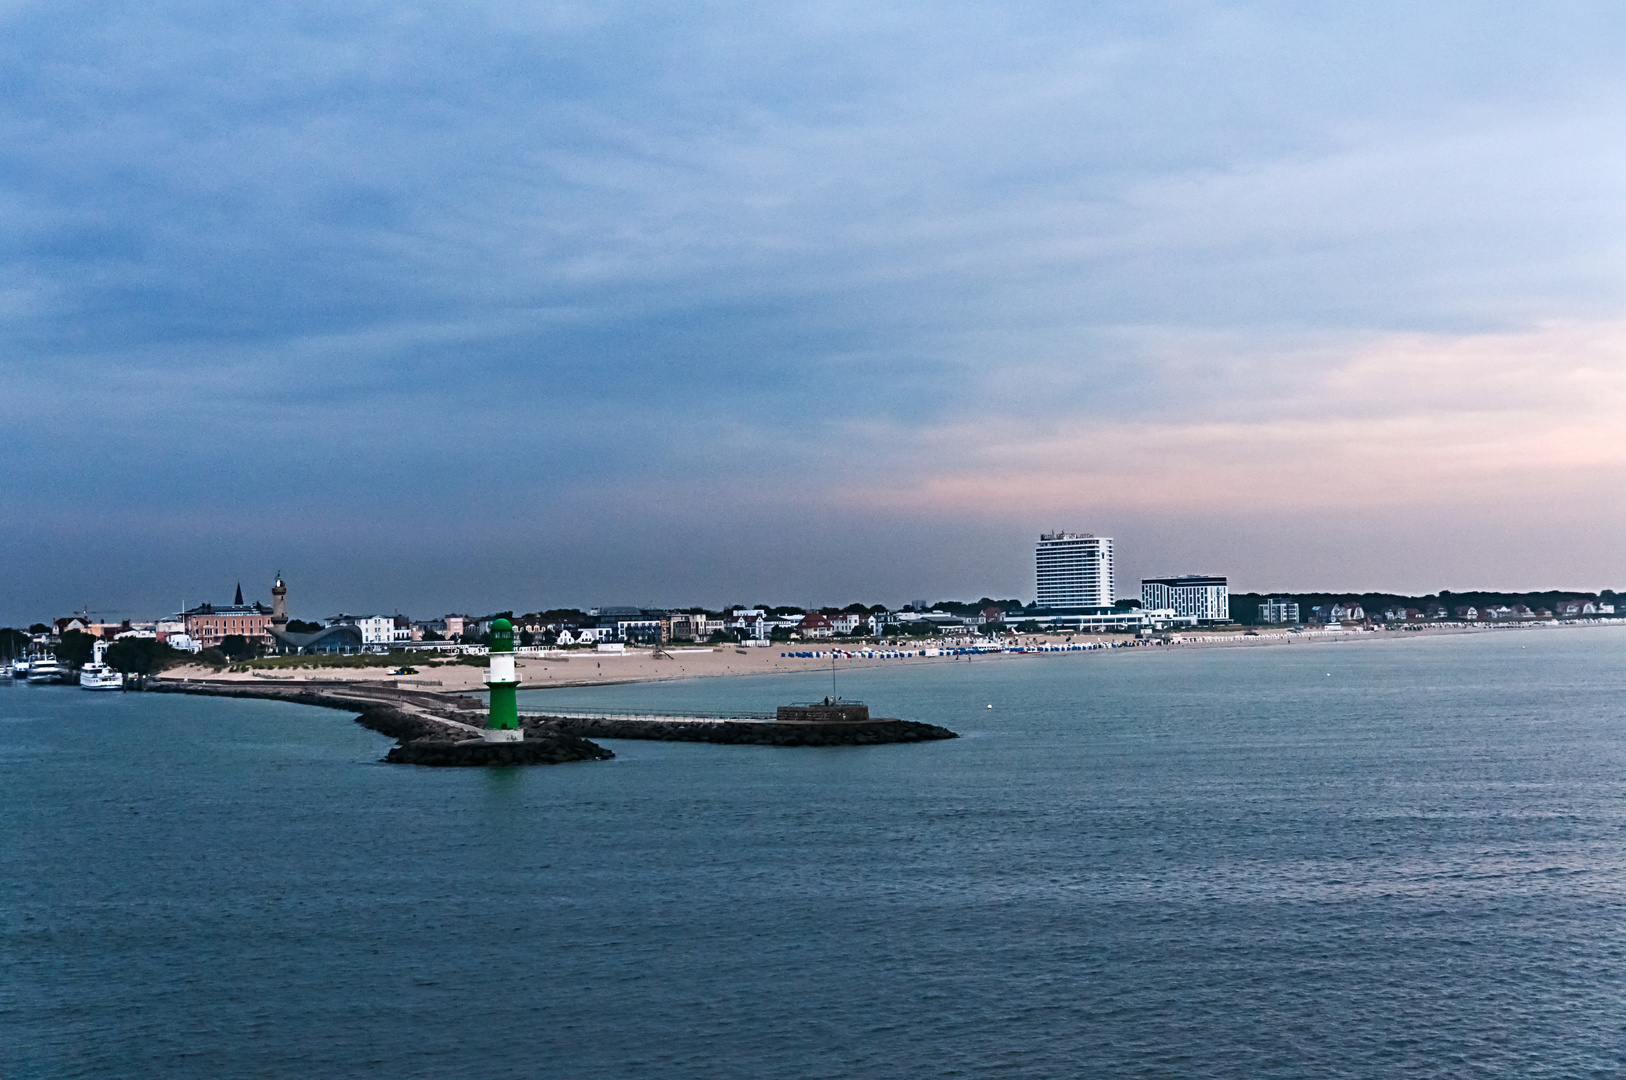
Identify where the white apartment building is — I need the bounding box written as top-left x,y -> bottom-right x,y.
1258,598 -> 1300,624
1141,576 -> 1230,623
1036,533 -> 1115,609
345,615 -> 396,646
830,613 -> 863,634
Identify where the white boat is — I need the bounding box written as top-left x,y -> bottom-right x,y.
26,657 -> 63,683
79,662 -> 123,690
79,641 -> 123,690
7,658 -> 28,678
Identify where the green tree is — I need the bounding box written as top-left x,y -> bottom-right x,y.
219,635 -> 256,661
1,627 -> 31,660
105,638 -> 186,676
55,629 -> 97,669
286,619 -> 323,634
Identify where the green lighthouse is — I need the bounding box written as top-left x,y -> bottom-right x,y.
483,617 -> 522,742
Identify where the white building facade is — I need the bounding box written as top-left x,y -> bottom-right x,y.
1140,576 -> 1230,623
1258,598 -> 1300,624
1036,533 -> 1115,609
350,616 -> 396,646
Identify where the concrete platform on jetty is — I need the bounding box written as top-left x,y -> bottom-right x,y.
143,678 -> 958,762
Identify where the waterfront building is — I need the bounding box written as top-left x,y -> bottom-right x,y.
1011,608 -> 1190,633
562,626 -> 615,644
328,614 -> 395,646
268,623 -> 365,655
182,583 -> 275,648
798,612 -> 834,639
725,609 -> 771,641
896,610 -> 984,633
666,613 -> 703,641
664,612 -> 731,641
1140,576 -> 1229,623
694,614 -> 729,639
1035,532 -> 1114,609
829,612 -> 863,635
1259,598 -> 1300,624
584,606 -> 662,643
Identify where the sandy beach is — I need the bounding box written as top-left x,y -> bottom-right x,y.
162,620 -> 1618,693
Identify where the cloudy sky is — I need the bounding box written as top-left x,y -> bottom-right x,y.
4,1 -> 1625,622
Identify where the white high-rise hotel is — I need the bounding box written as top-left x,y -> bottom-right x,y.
1035,532 -> 1115,609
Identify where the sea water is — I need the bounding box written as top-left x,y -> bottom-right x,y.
4,628 -> 1625,1078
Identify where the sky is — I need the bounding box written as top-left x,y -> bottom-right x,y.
4,1 -> 1626,623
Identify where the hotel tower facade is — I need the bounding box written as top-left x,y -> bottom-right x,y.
1035,532 -> 1115,609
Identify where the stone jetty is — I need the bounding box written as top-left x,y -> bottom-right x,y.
147,681 -> 613,766
143,678 -> 958,763
527,714 -> 958,746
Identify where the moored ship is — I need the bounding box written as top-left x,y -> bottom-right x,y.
25,657 -> 63,684
78,641 -> 123,690
79,662 -> 123,690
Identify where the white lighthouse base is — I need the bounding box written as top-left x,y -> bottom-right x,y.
482,728 -> 524,743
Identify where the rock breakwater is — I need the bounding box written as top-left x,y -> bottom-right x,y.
527,715 -> 958,746
385,733 -> 614,766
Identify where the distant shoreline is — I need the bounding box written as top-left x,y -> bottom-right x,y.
148,618 -> 1624,694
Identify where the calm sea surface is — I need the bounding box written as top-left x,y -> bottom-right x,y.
4,628 -> 1626,1078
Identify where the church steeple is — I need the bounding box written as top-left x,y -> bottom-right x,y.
234,582 -> 243,606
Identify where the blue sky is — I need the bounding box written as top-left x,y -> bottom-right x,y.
4,2 -> 1625,622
